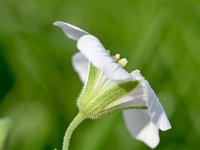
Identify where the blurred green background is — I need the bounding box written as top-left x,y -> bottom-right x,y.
0,0 -> 200,149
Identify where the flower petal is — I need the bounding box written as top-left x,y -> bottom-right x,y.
72,52 -> 89,83
77,35 -> 132,81
54,21 -> 89,40
123,110 -> 159,149
145,81 -> 172,131
131,70 -> 171,131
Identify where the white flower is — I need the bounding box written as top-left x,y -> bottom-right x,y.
54,21 -> 171,149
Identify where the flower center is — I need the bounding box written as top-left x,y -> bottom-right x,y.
113,54 -> 128,67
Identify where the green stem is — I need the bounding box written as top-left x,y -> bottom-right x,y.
62,112 -> 86,150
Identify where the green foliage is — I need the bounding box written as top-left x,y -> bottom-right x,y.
0,118 -> 11,150
0,0 -> 200,149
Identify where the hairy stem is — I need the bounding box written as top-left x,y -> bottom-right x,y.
62,112 -> 86,150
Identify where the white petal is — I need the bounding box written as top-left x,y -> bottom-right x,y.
123,110 -> 159,149
145,82 -> 171,131
72,52 -> 89,83
77,35 -> 132,81
54,21 -> 89,40
131,70 -> 171,131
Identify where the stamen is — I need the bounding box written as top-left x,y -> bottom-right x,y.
113,54 -> 120,62
112,53 -> 128,67
118,58 -> 128,67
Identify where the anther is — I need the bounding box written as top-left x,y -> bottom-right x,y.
118,58 -> 128,67
113,54 -> 120,62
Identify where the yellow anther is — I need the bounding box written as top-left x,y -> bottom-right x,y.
118,58 -> 128,67
113,54 -> 120,62
115,54 -> 120,60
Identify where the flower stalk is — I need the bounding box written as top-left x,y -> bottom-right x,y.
62,113 -> 86,150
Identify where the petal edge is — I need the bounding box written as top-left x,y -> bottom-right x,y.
54,21 -> 89,40
123,110 -> 160,149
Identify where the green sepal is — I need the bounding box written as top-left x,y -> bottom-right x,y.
77,63 -> 145,120
77,63 -> 99,108
85,80 -> 139,118
93,105 -> 147,119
